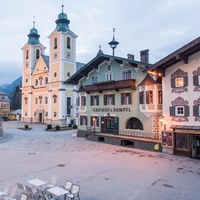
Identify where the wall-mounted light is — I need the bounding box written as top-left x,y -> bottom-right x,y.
159,115 -> 165,126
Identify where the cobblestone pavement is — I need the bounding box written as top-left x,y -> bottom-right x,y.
0,121 -> 200,200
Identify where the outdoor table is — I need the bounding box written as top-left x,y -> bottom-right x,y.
27,178 -> 47,189
46,186 -> 69,199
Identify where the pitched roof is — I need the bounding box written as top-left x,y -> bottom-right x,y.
64,54 -> 152,85
41,55 -> 49,68
137,74 -> 161,86
145,36 -> 200,75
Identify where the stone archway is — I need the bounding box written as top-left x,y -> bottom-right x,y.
126,117 -> 143,130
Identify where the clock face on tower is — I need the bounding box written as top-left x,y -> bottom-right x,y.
66,52 -> 71,59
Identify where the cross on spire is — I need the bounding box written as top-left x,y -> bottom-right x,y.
33,16 -> 35,28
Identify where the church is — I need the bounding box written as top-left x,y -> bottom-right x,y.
21,5 -> 83,126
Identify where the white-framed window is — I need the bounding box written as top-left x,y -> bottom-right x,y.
90,95 -> 99,106
175,106 -> 184,116
122,69 -> 132,80
121,93 -> 131,105
175,77 -> 184,87
104,94 -> 115,105
91,76 -> 98,84
106,72 -> 113,81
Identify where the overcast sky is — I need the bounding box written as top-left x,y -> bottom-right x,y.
0,0 -> 200,85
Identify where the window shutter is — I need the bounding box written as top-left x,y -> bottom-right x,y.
184,76 -> 188,87
139,91 -> 144,104
90,116 -> 93,126
121,94 -> 124,105
85,116 -> 88,126
80,116 -> 83,125
112,94 -> 115,105
83,96 -> 86,106
77,97 -> 80,106
193,75 -> 198,86
184,106 -> 189,116
193,105 -> 199,116
129,93 -> 132,104
169,106 -> 175,116
146,91 -> 149,104
171,78 -> 175,88
97,96 -> 99,106
90,96 -> 93,106
104,95 -> 107,105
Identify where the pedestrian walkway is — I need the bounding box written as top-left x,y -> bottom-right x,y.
0,121 -> 200,200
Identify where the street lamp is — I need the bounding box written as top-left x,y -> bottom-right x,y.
93,117 -> 96,134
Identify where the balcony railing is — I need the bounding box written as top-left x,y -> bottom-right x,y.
84,79 -> 136,93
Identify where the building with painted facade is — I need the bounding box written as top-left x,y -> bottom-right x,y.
147,37 -> 200,158
21,5 -> 83,125
65,47 -> 163,149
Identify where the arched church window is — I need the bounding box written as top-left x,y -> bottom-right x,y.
38,96 -> 43,104
26,49 -> 29,59
67,37 -> 71,49
53,95 -> 57,104
35,97 -> 38,104
44,96 -> 48,104
35,79 -> 38,86
126,117 -> 143,130
44,77 -> 48,84
36,49 -> 40,59
54,72 -> 57,77
54,37 -> 57,49
39,76 -> 43,85
24,97 -> 28,105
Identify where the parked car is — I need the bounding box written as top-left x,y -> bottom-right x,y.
0,115 -> 9,121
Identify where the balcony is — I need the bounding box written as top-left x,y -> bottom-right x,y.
84,79 -> 136,93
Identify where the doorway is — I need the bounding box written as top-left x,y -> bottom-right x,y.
196,136 -> 200,158
39,113 -> 43,123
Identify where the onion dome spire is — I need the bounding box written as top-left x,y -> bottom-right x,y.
55,3 -> 71,32
27,17 -> 41,45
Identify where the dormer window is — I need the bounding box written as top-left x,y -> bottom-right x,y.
122,69 -> 132,80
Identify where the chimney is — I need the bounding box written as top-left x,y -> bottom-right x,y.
127,54 -> 134,60
140,49 -> 149,63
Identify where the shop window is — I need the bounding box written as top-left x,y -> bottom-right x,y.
81,96 -> 86,106
121,93 -> 131,105
146,90 -> 153,104
126,117 -> 143,130
176,133 -> 189,149
54,38 -> 57,49
122,69 -> 132,80
104,94 -> 115,105
91,76 -> 98,84
80,116 -> 87,126
90,95 -> 99,106
106,72 -> 113,81
67,37 -> 71,49
90,116 -> 99,127
36,49 -> 40,59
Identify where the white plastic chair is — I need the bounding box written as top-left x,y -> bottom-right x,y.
66,184 -> 80,200
3,187 -> 17,200
24,185 -> 37,200
20,193 -> 28,200
46,176 -> 58,188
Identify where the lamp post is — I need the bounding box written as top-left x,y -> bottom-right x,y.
93,117 -> 96,134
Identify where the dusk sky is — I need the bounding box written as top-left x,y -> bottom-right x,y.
0,0 -> 200,84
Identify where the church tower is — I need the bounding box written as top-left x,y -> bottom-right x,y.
47,4 -> 78,125
21,20 -> 46,123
